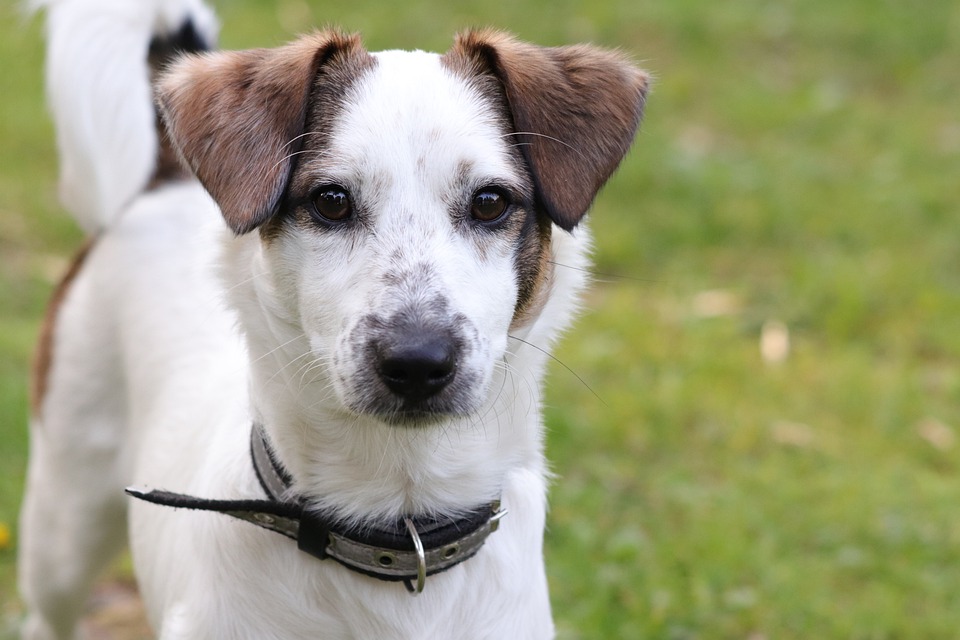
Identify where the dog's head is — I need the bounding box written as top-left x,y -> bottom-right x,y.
158,30 -> 648,428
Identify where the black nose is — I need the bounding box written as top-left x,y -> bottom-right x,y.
376,335 -> 458,402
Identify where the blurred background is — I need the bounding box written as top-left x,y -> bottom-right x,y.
1,0 -> 958,637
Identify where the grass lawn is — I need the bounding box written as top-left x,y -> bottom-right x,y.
2,0 -> 959,637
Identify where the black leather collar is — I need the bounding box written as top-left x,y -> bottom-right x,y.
126,423 -> 506,593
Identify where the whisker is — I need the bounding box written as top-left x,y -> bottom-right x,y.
217,270 -> 266,296
279,130 -> 323,151
466,360 -> 514,435
499,349 -> 542,419
252,333 -> 309,366
292,356 -> 325,390
373,421 -> 396,479
266,343 -> 312,382
264,351 -> 312,386
507,335 -> 606,407
268,148 -> 326,173
499,131 -> 585,159
547,260 -> 662,285
303,381 -> 339,411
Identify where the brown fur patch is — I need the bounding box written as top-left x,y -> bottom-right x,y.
444,30 -> 650,231
157,31 -> 371,235
263,35 -> 379,242
509,213 -> 554,330
31,239 -> 95,419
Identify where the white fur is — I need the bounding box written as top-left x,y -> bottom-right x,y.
31,0 -> 217,232
19,2 -> 593,639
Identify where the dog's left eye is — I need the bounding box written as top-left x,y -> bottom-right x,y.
470,189 -> 509,223
311,187 -> 352,222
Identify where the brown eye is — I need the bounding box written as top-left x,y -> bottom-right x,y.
470,189 -> 509,222
312,187 -> 351,222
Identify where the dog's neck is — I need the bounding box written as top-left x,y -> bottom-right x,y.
222,226 -> 588,525
248,346 -> 545,523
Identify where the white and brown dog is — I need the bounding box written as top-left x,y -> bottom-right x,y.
19,0 -> 648,637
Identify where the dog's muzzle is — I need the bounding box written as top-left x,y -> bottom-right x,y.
350,310 -> 482,422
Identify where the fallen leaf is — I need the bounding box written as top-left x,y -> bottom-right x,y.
771,421 -> 814,448
760,320 -> 790,364
917,417 -> 955,451
691,289 -> 741,318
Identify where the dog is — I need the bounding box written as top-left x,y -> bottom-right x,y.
18,0 -> 648,637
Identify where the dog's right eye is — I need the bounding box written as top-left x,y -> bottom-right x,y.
470,188 -> 510,223
311,187 -> 352,223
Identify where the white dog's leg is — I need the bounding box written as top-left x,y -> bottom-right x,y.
19,257 -> 129,640
19,446 -> 126,640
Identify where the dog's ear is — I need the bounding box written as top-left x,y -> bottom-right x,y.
157,32 -> 366,234
445,31 -> 649,231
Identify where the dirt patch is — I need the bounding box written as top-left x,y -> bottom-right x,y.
80,581 -> 151,640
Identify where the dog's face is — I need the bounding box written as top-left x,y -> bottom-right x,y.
159,31 -> 648,427
274,49 -> 542,425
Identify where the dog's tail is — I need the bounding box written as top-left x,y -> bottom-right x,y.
32,0 -> 217,234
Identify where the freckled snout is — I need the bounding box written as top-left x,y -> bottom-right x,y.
375,330 -> 458,402
345,293 -> 483,422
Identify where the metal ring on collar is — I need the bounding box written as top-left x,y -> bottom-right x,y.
403,517 -> 427,594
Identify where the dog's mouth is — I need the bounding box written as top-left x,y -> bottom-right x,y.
372,406 -> 463,428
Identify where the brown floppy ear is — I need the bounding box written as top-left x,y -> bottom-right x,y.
157,32 -> 366,234
446,30 -> 650,231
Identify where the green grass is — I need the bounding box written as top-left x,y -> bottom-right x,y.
2,0 -> 959,637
